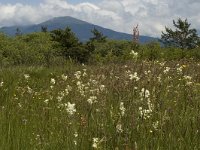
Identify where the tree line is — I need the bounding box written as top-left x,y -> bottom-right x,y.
0,18 -> 199,67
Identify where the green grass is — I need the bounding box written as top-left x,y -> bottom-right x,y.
0,60 -> 200,149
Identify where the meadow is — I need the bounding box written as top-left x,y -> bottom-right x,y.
0,59 -> 200,150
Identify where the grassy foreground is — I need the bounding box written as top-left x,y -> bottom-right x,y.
0,60 -> 200,150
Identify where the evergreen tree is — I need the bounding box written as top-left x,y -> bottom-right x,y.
15,28 -> 22,36
50,27 -> 79,50
50,27 -> 91,63
41,26 -> 48,33
90,28 -> 107,42
161,18 -> 199,49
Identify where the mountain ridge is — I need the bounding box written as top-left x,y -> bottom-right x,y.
0,16 -> 157,43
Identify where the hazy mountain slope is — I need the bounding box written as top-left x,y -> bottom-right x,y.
0,16 -> 157,43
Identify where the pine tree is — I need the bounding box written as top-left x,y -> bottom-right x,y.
90,28 -> 107,42
41,26 -> 48,33
161,18 -> 199,49
15,28 -> 22,36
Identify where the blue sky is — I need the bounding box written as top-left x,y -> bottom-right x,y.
0,0 -> 199,36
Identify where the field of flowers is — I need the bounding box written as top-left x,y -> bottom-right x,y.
0,60 -> 200,149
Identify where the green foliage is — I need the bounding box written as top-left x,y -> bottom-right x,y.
50,27 -> 92,64
0,25 -> 200,67
91,40 -> 135,63
161,18 -> 200,49
66,46 -> 92,63
141,42 -> 162,60
50,27 -> 79,50
90,28 -> 107,43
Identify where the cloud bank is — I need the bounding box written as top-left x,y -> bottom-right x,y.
0,0 -> 199,37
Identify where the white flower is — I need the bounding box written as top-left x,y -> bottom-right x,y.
24,74 -> 30,80
163,67 -> 170,74
153,121 -> 159,130
87,96 -> 97,105
99,85 -> 105,91
18,103 -> 22,108
157,76 -> 161,82
120,102 -> 126,116
57,96 -> 63,102
177,67 -> 183,74
61,74 -> 68,81
159,62 -> 165,67
0,81 -> 3,87
74,132 -> 78,137
183,75 -> 193,86
139,107 -> 152,119
66,102 -> 76,115
116,123 -> 123,133
129,72 -> 140,81
44,99 -> 49,104
183,75 -> 192,81
140,88 -> 150,99
130,50 -> 138,59
74,71 -> 81,79
92,138 -> 99,148
27,86 -> 33,94
50,78 -> 56,85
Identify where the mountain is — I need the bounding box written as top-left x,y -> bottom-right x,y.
0,16 -> 156,43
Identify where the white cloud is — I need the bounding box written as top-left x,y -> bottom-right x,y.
0,0 -> 200,37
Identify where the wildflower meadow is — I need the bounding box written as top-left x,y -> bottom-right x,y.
0,60 -> 200,149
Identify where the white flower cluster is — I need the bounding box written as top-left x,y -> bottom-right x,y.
24,74 -> 30,80
130,50 -> 138,59
139,88 -> 150,100
74,71 -> 82,80
74,70 -> 106,105
129,72 -> 140,81
177,66 -> 183,74
183,75 -> 193,86
0,80 -> 3,87
50,78 -> 56,85
177,64 -> 187,74
61,74 -> 68,81
126,70 -> 140,81
119,102 -> 126,116
163,67 -> 170,74
27,86 -> 33,94
57,91 -> 65,102
92,138 -> 99,149
66,102 -> 76,115
116,123 -> 123,133
152,121 -> 159,130
87,96 -> 97,105
65,85 -> 72,95
139,107 -> 152,119
139,88 -> 154,119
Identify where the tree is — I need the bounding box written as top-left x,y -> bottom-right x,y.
90,28 -> 107,42
50,27 -> 79,50
15,28 -> 22,36
161,18 -> 199,49
41,26 -> 48,33
50,27 -> 91,63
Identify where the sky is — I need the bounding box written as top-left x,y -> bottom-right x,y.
0,0 -> 199,37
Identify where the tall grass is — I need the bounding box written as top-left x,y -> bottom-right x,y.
0,60 -> 200,149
